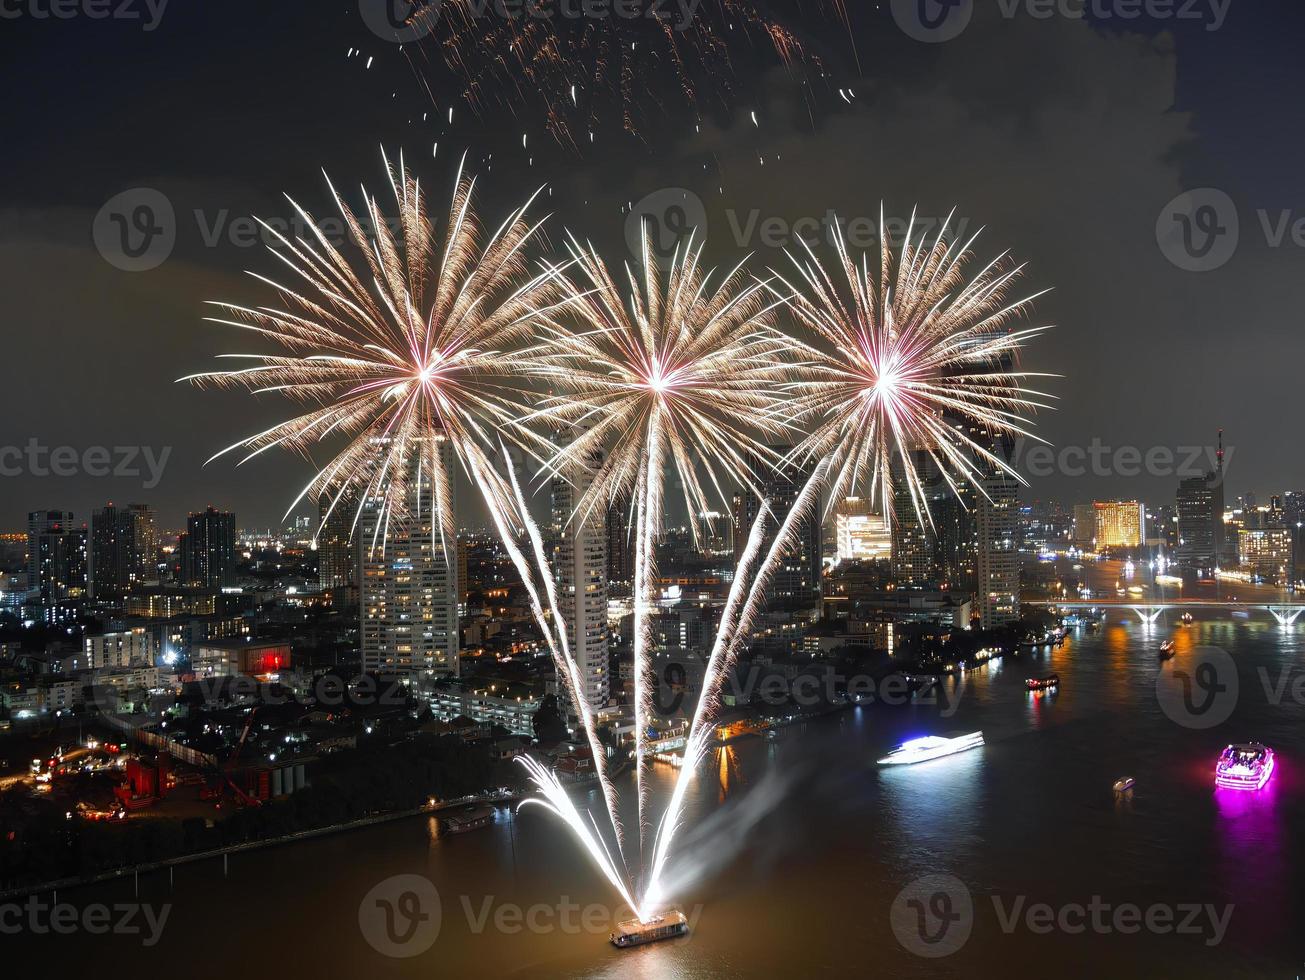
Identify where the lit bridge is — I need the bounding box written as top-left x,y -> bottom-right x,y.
1026,599 -> 1305,629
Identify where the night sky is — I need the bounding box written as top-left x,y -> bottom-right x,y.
2,0 -> 1302,528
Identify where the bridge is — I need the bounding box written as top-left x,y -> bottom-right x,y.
1027,599 -> 1305,629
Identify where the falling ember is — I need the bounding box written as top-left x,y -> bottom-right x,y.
395,0 -> 853,145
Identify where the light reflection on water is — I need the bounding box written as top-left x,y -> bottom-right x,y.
15,610 -> 1305,979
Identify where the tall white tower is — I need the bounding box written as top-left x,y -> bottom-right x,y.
359,438 -> 460,678
552,439 -> 610,711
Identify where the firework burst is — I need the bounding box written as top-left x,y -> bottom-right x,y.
525,225 -> 795,877
772,208 -> 1057,530
643,211 -> 1055,910
184,153 -> 638,899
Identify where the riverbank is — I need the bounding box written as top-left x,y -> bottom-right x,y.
0,789 -> 521,902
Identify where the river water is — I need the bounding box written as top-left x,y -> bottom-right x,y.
14,582 -> 1305,978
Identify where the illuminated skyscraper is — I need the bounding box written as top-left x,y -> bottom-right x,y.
834,497 -> 892,563
552,436 -> 609,709
316,494 -> 356,595
734,446 -> 822,605
1176,435 -> 1226,573
28,510 -> 87,621
359,439 -> 460,678
90,502 -> 155,600
179,506 -> 236,591
1092,501 -> 1145,548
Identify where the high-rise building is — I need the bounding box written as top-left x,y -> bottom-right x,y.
890,453 -> 976,589
359,440 -> 460,678
834,497 -> 892,563
606,492 -> 634,590
316,495 -> 356,594
1176,438 -> 1225,573
975,433 -> 1020,630
1093,501 -> 1145,549
27,511 -> 88,620
1239,527 -> 1293,583
179,507 -> 236,590
1072,503 -> 1097,549
734,446 -> 822,605
552,438 -> 610,710
90,503 -> 156,600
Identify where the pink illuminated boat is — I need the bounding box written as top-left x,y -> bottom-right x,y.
1214,743 -> 1275,791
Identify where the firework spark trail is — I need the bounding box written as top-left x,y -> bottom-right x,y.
185,152 -> 633,893
645,213 -> 1054,910
516,755 -> 643,917
523,226 -> 797,880
398,0 -> 852,144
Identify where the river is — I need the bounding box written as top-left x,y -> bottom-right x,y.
11,577 -> 1305,978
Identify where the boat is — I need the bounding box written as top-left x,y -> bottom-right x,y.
1086,621 -> 1101,634
611,909 -> 689,948
1215,743 -> 1275,791
877,732 -> 984,766
1180,612 -> 1194,626
1159,640 -> 1176,660
1026,673 -> 1060,692
1113,776 -> 1136,794
441,805 -> 495,834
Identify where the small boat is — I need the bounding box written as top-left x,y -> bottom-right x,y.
1026,673 -> 1059,692
1159,640 -> 1176,659
1113,776 -> 1136,794
877,732 -> 984,766
441,805 -> 495,834
765,729 -> 778,740
611,908 -> 689,948
1087,621 -> 1101,634
1215,743 -> 1275,791
1180,612 -> 1194,626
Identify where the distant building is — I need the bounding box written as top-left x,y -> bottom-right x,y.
1093,501 -> 1145,549
179,507 -> 236,590
359,439 -> 460,678
1177,471 -> 1225,573
606,492 -> 634,589
1072,503 -> 1097,549
27,511 -> 87,621
192,638 -> 291,678
733,446 -> 821,606
1239,527 -> 1293,583
834,497 -> 891,563
315,495 -> 356,595
976,471 -> 1020,630
90,502 -> 156,600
